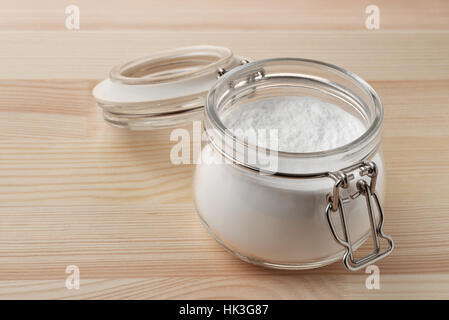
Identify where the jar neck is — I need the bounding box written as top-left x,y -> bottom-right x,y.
204,58 -> 383,176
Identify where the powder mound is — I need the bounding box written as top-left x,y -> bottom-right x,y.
222,96 -> 366,153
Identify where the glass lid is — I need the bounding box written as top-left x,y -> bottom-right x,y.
92,45 -> 242,130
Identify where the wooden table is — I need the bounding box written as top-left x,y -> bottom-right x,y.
0,0 -> 448,299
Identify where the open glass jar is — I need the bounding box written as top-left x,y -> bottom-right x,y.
93,46 -> 394,271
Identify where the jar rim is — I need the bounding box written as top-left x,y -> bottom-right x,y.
110,45 -> 236,85
205,57 -> 383,163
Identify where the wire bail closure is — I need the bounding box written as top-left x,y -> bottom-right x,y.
325,161 -> 394,271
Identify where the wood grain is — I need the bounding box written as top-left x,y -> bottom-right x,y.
1,275 -> 449,299
0,1 -> 448,299
1,0 -> 449,31
1,31 -> 448,80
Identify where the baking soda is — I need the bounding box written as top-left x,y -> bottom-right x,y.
222,96 -> 366,153
194,95 -> 383,265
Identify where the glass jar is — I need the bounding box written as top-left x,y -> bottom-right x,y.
194,58 -> 393,271
93,47 -> 394,271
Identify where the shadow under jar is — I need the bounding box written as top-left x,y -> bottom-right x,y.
194,58 -> 394,271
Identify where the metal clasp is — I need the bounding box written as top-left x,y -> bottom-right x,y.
217,59 -> 250,78
325,161 -> 394,271
217,59 -> 265,100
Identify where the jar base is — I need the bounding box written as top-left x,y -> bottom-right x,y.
197,212 -> 371,270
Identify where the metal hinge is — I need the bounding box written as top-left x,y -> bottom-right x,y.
325,161 -> 394,271
217,59 -> 250,78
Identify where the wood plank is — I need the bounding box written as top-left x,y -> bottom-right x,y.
0,274 -> 448,299
1,31 -> 448,80
1,0 -> 448,31
2,79 -> 448,139
0,201 -> 448,279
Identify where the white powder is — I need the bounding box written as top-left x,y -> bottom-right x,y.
222,96 -> 366,153
194,95 -> 384,267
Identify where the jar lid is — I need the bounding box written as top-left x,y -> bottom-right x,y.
93,45 -> 242,130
